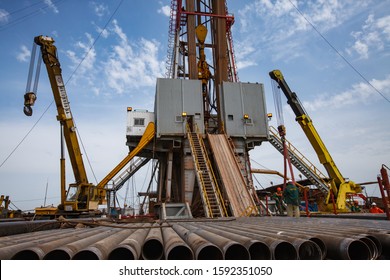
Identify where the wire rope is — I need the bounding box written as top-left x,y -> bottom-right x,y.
0,0 -> 125,173
287,0 -> 390,103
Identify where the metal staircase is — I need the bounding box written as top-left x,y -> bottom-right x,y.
109,157 -> 151,192
268,126 -> 330,196
187,128 -> 226,218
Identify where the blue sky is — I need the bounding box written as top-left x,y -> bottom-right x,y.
0,0 -> 389,211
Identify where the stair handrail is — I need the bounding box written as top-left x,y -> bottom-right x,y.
195,125 -> 228,217
186,123 -> 214,217
269,126 -> 329,184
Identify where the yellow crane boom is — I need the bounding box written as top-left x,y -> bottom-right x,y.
269,69 -> 361,211
23,36 -> 155,214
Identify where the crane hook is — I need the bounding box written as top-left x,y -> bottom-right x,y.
23,92 -> 37,116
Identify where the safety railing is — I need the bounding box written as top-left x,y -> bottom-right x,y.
269,126 -> 328,183
196,125 -> 228,217
186,123 -> 214,217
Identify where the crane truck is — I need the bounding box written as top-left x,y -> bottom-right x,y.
269,69 -> 362,211
24,35 -> 155,216
24,35 -> 105,214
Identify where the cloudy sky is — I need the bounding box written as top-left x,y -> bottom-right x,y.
0,0 -> 389,211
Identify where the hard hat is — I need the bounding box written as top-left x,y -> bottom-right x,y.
276,187 -> 282,191
287,180 -> 293,183
372,202 -> 376,206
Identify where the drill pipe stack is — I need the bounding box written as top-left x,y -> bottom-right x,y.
0,216 -> 389,260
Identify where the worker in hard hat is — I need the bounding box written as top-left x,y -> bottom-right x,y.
350,200 -> 361,212
369,202 -> 384,214
272,187 -> 284,215
283,180 -> 300,218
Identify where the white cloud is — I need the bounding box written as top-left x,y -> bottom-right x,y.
377,15 -> 390,40
63,20 -> 165,97
44,0 -> 59,14
91,2 -> 109,17
234,42 -> 257,70
103,20 -> 165,93
303,75 -> 390,110
157,5 -> 171,17
0,9 -> 10,23
16,45 -> 30,62
236,1 -> 370,62
95,25 -> 110,38
347,14 -> 390,59
68,33 -> 96,70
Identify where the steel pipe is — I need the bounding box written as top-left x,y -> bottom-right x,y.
141,223 -> 164,260
171,223 -> 223,260
179,223 -> 250,260
162,223 -> 194,260
0,228 -> 77,259
108,226 -> 151,260
233,219 -> 374,259
72,227 -> 139,260
43,227 -> 120,260
221,222 -> 327,259
0,216 -> 388,260
0,220 -> 61,237
11,227 -> 105,260
217,222 -> 321,260
195,223 -> 271,260
208,223 -> 298,260
0,227 -> 73,247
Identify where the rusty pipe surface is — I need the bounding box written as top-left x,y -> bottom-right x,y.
234,219 -> 376,259
162,223 -> 194,260
194,223 -> 271,260
0,228 -> 77,259
226,222 -> 327,259
208,222 -> 298,260
141,223 -> 164,260
0,227 -> 74,247
218,222 -> 322,260
43,227 -> 121,260
0,220 -> 61,237
11,227 -> 106,260
179,223 -> 250,260
72,227 -> 140,260
171,223 -> 223,260
108,225 -> 151,260
367,232 -> 390,259
251,228 -> 326,259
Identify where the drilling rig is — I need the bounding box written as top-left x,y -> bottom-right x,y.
126,1 -> 270,218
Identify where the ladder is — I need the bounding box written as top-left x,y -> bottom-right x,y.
268,126 -> 330,196
188,130 -> 226,218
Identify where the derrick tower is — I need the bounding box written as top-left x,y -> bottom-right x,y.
166,0 -> 238,132
126,0 -> 269,218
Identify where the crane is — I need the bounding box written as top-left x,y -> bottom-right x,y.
269,69 -> 362,211
24,35 -> 105,213
24,35 -> 156,216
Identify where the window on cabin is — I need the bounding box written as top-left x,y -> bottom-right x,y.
134,118 -> 145,126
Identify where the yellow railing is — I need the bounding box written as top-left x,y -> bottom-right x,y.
186,123 -> 214,217
197,129 -> 228,217
240,205 -> 258,217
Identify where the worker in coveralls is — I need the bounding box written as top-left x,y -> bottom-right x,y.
272,187 -> 284,215
283,180 -> 300,218
369,202 -> 384,214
